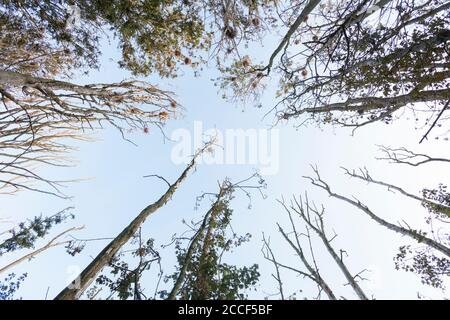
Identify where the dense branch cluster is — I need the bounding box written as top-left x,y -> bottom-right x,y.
0,0 -> 449,301
220,0 -> 450,133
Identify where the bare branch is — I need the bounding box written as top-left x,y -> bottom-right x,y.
304,166 -> 450,258
342,167 -> 450,217
277,201 -> 337,300
261,234 -> 285,300
54,142 -> 211,300
377,146 -> 450,167
286,194 -> 369,299
419,100 -> 450,144
0,226 -> 84,274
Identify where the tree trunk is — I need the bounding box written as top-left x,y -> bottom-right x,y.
54,151 -> 203,300
0,69 -> 120,96
316,232 -> 368,300
278,225 -> 337,300
167,191 -> 224,300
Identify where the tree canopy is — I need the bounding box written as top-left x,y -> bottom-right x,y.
0,0 -> 449,301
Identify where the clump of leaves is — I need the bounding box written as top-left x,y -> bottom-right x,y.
0,208 -> 75,256
422,184 -> 450,220
394,245 -> 450,290
393,184 -> 450,290
93,235 -> 161,300
0,273 -> 27,300
163,183 -> 260,300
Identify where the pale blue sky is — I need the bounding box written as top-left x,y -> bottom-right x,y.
1,33 -> 449,300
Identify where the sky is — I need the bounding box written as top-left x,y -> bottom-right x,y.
1,28 -> 449,300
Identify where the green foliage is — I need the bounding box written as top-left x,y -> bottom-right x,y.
0,15 -> 76,78
164,187 -> 260,300
0,0 -> 101,71
1,0 -> 276,78
0,208 -> 74,256
89,0 -> 209,77
394,245 -> 450,289
94,236 -> 161,300
0,273 -> 27,300
394,185 -> 449,290
0,0 -> 207,77
422,184 -> 450,220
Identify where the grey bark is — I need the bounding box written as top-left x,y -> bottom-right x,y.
0,69 -> 109,96
264,0 -> 322,73
307,173 -> 450,258
54,149 -> 205,300
167,188 -> 226,300
343,168 -> 450,217
278,224 -> 337,300
284,197 -> 369,300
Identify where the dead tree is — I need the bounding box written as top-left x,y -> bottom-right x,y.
304,166 -> 450,258
377,146 -> 450,167
262,192 -> 370,300
263,203 -> 338,300
279,195 -> 369,300
0,68 -> 177,196
54,143 -> 210,300
309,165 -> 449,289
0,7 -> 178,198
342,167 -> 450,218
261,233 -> 285,300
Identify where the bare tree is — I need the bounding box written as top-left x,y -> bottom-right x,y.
335,164 -> 449,289
261,234 -> 286,300
342,167 -> 450,218
263,202 -> 338,300
262,191 -> 371,300
305,165 -> 450,289
377,146 -> 450,167
0,17 -> 178,197
305,166 -> 450,258
278,195 -> 369,300
54,143 -> 211,300
0,68 -> 177,196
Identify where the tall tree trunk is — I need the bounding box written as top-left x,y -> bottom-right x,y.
167,187 -> 226,300
278,224 -> 337,300
54,149 -> 206,300
289,198 -> 369,299
316,231 -> 368,299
